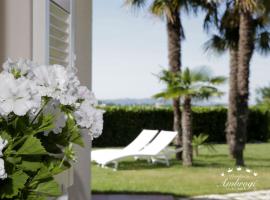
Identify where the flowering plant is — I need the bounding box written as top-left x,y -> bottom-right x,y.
0,59 -> 103,200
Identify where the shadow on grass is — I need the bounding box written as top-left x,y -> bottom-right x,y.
96,157 -> 233,171
92,150 -> 270,170
92,190 -> 189,198
110,160 -> 178,171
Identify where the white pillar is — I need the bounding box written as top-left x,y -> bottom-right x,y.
68,0 -> 92,199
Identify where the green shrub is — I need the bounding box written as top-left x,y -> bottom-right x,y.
93,106 -> 270,147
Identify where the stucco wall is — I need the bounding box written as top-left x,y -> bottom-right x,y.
68,0 -> 92,199
0,0 -> 33,62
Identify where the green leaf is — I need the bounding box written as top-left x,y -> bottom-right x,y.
65,115 -> 84,147
50,160 -> 71,175
18,161 -> 42,172
0,170 -> 28,199
31,167 -> 52,182
69,124 -> 84,147
0,131 -> 12,155
12,116 -> 29,132
32,178 -> 61,196
0,131 -> 12,141
17,136 -> 47,155
25,193 -> 46,200
34,114 -> 55,134
6,156 -> 21,165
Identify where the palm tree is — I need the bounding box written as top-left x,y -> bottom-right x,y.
234,0 -> 256,166
235,0 -> 270,166
204,0 -> 270,165
204,5 -> 239,158
125,0 -> 217,160
154,67 -> 226,166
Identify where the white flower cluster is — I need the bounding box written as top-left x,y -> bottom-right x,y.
0,137 -> 8,180
1,58 -> 103,139
74,100 -> 104,139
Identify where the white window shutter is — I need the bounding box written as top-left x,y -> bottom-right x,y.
48,0 -> 75,194
49,0 -> 73,67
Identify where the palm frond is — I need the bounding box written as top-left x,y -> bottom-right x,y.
256,31 -> 270,55
153,87 -> 186,99
201,0 -> 219,32
150,0 -> 168,18
154,67 -> 226,102
235,0 -> 257,13
190,66 -> 213,82
209,76 -> 227,85
125,0 -> 147,8
203,34 -> 227,55
195,85 -> 224,99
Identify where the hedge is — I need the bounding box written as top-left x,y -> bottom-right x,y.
93,106 -> 270,147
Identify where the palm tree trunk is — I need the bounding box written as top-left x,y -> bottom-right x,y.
226,48 -> 238,158
166,10 -> 182,160
236,11 -> 254,166
182,96 -> 192,166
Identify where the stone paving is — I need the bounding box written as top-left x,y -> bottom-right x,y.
92,190 -> 270,200
177,190 -> 270,200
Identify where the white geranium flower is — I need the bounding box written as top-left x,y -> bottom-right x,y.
56,90 -> 78,106
43,100 -> 67,134
75,100 -> 104,139
0,74 -> 41,116
0,158 -> 7,180
32,65 -> 68,92
0,137 -> 8,157
89,108 -> 104,139
0,137 -> 8,180
67,67 -> 80,88
31,65 -> 79,106
3,58 -> 36,77
77,86 -> 97,105
74,103 -> 95,129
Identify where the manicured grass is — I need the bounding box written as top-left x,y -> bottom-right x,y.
91,143 -> 270,197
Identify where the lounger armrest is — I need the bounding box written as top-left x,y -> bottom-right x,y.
162,147 -> 183,156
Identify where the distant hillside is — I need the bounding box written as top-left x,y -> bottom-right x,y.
100,98 -> 170,106
99,98 -> 226,106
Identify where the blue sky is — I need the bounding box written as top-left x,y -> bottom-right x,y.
93,0 -> 270,104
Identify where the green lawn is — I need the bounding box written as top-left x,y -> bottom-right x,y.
91,143 -> 270,197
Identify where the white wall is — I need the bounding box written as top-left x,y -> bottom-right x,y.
0,0 -> 33,62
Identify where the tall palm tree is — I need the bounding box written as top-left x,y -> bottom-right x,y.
205,0 -> 270,165
154,67 -> 226,166
125,0 -> 217,160
235,0 -> 255,166
204,5 -> 240,158
235,0 -> 270,165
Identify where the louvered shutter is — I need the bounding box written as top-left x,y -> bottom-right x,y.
49,0 -> 72,67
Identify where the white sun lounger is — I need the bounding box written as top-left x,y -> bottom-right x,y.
91,129 -> 159,162
93,131 -> 183,170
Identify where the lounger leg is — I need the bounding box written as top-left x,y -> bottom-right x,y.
150,155 -> 170,166
113,161 -> 118,171
165,155 -> 170,166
